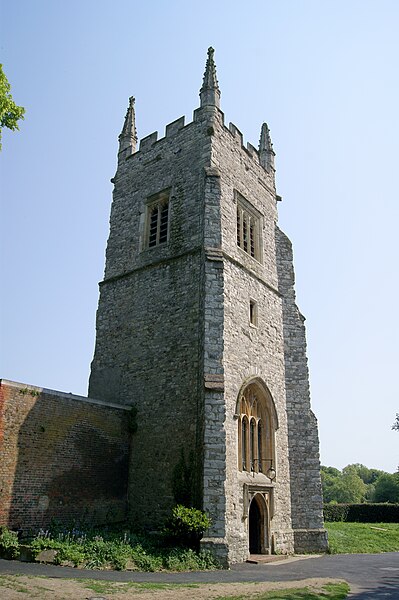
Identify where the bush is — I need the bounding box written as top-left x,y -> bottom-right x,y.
162,547 -> 215,571
163,505 -> 212,550
324,503 -> 399,522
130,544 -> 162,571
0,526 -> 20,559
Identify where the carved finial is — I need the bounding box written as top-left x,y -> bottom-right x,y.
118,96 -> 137,159
259,123 -> 275,171
200,47 -> 221,108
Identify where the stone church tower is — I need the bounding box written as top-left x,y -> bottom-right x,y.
89,48 -> 327,564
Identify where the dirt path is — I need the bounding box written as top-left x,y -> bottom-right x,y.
0,574 -> 344,599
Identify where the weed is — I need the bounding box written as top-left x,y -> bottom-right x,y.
0,526 -> 20,559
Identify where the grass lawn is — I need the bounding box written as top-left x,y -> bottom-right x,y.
213,582 -> 350,599
325,522 -> 399,554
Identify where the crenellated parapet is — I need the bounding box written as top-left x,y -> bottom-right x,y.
117,107 -> 276,186
116,47 -> 276,184
138,130 -> 158,152
165,116 -> 185,137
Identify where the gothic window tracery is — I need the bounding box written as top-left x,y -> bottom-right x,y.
237,383 -> 275,476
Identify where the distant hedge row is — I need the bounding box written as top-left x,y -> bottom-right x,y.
324,503 -> 399,523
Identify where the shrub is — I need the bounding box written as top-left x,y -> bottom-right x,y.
324,503 -> 399,522
3,523 -> 220,572
29,532 -> 64,557
323,504 -> 350,522
0,526 -> 20,559
163,505 -> 211,550
130,544 -> 162,572
55,544 -> 86,566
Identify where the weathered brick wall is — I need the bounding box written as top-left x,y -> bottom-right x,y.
0,380 -> 129,533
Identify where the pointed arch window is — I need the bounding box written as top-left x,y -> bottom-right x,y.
237,382 -> 276,477
257,421 -> 263,472
241,417 -> 249,471
250,419 -> 256,472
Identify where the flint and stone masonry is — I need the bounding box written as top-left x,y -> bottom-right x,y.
89,48 -> 328,564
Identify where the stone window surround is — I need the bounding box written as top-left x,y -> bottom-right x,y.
143,188 -> 171,249
249,298 -> 258,327
235,190 -> 263,264
237,382 -> 276,476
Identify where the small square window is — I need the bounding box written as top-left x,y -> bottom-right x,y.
145,190 -> 170,248
249,299 -> 258,327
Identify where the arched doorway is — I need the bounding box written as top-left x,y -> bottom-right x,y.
249,494 -> 269,554
249,496 -> 261,553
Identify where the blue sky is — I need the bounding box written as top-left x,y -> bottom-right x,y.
1,0 -> 398,472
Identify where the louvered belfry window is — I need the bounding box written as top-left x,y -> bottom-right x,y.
235,192 -> 262,262
147,190 -> 170,248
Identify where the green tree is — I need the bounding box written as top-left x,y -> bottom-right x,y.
321,466 -> 341,478
321,466 -> 341,503
337,467 -> 367,503
344,463 -> 384,485
373,473 -> 399,503
321,465 -> 367,503
0,64 -> 25,149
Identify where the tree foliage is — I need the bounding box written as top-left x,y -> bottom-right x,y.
373,473 -> 399,503
321,464 -> 399,504
321,465 -> 367,503
163,505 -> 211,550
0,64 -> 25,149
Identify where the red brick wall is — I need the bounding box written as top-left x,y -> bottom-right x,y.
0,380 -> 130,533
